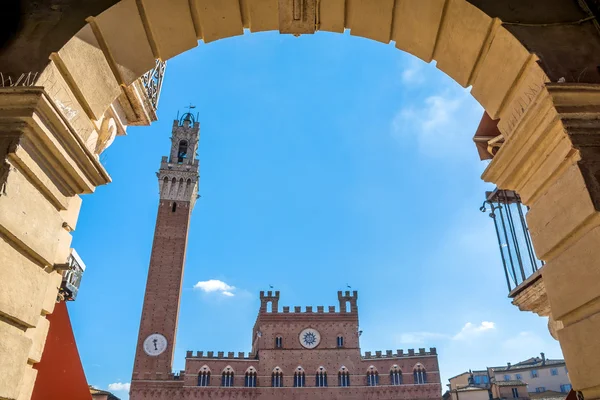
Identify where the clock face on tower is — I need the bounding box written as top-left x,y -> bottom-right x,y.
143,333 -> 168,356
299,328 -> 321,349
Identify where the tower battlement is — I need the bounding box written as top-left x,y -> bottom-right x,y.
257,291 -> 359,314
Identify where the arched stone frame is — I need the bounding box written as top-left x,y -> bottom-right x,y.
221,365 -> 235,387
366,365 -> 379,386
338,365 -> 350,387
271,366 -> 283,388
390,364 -> 403,385
315,366 -> 328,387
244,366 -> 257,388
197,365 -> 211,387
413,363 -> 427,384
294,366 -> 306,388
1,1 -> 600,399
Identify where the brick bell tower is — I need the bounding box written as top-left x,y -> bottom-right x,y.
132,112 -> 200,382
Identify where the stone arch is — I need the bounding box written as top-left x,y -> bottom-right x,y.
3,0 -> 600,399
198,365 -> 211,374
413,363 -> 427,384
366,365 -> 379,386
271,366 -> 283,387
294,366 -> 306,388
38,0 -> 549,154
390,364 -> 403,385
338,365 -> 350,387
244,366 -> 257,388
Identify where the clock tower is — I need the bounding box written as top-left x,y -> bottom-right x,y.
132,112 -> 200,381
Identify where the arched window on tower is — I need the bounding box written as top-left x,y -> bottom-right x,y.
172,202 -> 177,212
271,367 -> 283,387
275,336 -> 283,349
294,367 -> 305,387
315,366 -> 328,387
221,366 -> 234,387
337,336 -> 344,348
198,366 -> 210,387
244,367 -> 257,388
413,364 -> 427,384
177,140 -> 188,163
390,365 -> 403,385
338,366 -> 350,387
367,366 -> 379,386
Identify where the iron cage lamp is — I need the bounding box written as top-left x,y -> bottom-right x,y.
480,189 -> 544,293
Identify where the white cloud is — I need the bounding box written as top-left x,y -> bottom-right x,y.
401,58 -> 425,85
391,87 -> 483,158
398,332 -> 449,344
108,382 -> 130,392
194,279 -> 236,296
453,321 -> 496,340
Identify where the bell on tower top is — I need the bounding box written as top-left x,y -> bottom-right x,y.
177,105 -> 199,127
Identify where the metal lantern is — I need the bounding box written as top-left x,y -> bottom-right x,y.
480,189 -> 544,293
57,249 -> 86,301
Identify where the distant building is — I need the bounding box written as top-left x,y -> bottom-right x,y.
90,386 -> 121,400
490,353 -> 570,394
448,371 -> 529,400
447,353 -> 571,400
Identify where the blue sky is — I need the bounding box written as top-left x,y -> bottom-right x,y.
69,30 -> 563,399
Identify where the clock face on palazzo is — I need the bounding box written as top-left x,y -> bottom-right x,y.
299,328 -> 321,349
143,333 -> 168,356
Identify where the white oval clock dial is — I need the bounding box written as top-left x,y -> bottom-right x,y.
143,333 -> 168,356
299,328 -> 321,349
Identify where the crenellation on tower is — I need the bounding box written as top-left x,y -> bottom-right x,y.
337,290 -> 358,313
259,291 -> 280,313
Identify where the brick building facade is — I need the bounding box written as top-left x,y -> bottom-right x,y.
130,116 -> 441,399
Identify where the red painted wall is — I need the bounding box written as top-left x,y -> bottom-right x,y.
31,301 -> 91,400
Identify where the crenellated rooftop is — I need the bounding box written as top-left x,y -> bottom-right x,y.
361,348 -> 437,359
257,290 -> 358,314
183,347 -> 437,361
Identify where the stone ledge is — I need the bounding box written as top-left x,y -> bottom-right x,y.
0,87 -> 111,196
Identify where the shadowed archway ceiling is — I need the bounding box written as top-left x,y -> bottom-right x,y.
1,0 -> 599,84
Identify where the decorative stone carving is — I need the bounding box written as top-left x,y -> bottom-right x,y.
96,117 -> 117,155
278,0 -> 316,35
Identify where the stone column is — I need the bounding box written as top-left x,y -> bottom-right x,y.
483,83 -> 600,399
0,87 -> 111,400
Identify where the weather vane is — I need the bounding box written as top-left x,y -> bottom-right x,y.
186,103 -> 196,113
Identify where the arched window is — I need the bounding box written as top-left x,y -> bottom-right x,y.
221,366 -> 234,387
177,140 -> 188,163
198,366 -> 211,387
266,301 -> 272,312
367,366 -> 379,386
316,366 -> 328,387
172,202 -> 177,212
294,367 -> 306,387
337,336 -> 344,348
413,364 -> 427,384
338,366 -> 350,387
275,336 -> 283,349
390,365 -> 403,385
244,367 -> 257,388
271,367 -> 283,387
